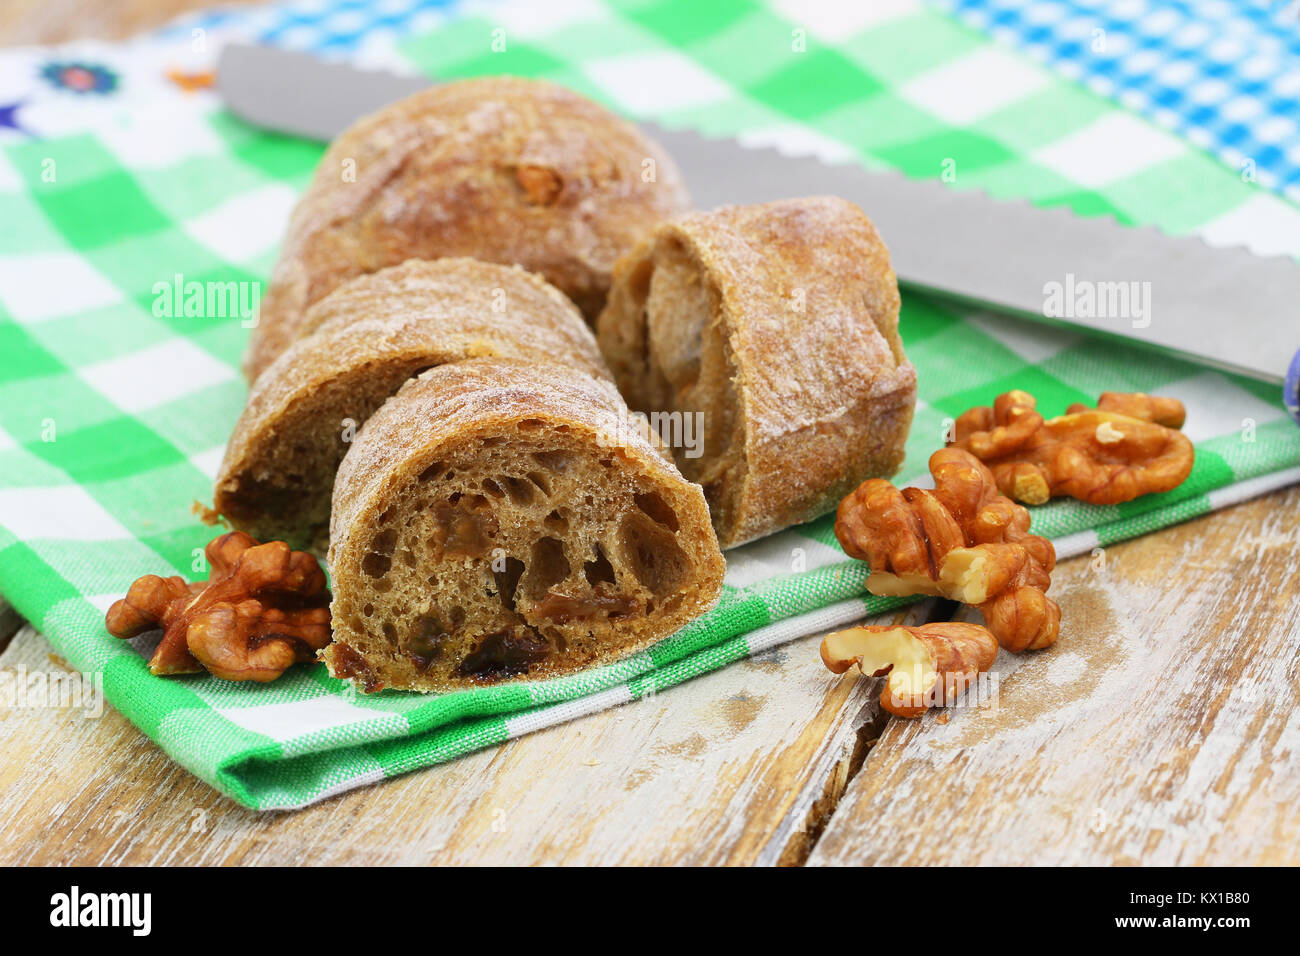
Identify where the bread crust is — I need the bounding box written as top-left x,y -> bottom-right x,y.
596,196 -> 918,548
324,357 -> 725,692
215,258 -> 610,549
244,76 -> 691,381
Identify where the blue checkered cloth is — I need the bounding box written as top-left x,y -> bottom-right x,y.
157,0 -> 467,56
934,0 -> 1300,206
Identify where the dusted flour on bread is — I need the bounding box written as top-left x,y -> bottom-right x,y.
244,76 -> 691,381
323,358 -> 725,692
596,196 -> 917,548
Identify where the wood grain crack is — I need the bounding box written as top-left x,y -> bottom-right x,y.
778,599 -> 961,866
0,598 -> 24,655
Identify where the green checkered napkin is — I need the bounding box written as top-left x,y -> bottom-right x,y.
1,0 -> 1297,809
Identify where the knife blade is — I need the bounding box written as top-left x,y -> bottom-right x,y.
217,41 -> 1299,404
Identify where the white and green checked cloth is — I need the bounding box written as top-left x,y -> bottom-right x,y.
2,0 -> 1297,810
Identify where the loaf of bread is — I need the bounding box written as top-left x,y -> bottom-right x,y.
244,76 -> 691,381
323,358 -> 726,692
215,259 -> 610,551
596,196 -> 917,548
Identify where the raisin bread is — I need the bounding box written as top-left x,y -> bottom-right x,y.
244,76 -> 691,381
215,258 -> 609,551
596,196 -> 917,548
323,357 -> 726,692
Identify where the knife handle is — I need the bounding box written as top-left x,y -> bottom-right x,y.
1289,347 -> 1300,428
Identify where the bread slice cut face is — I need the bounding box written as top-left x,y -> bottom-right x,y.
213,258 -> 609,551
323,358 -> 726,693
596,197 -> 917,548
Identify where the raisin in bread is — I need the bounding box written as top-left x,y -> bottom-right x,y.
595,196 -> 918,548
244,76 -> 691,381
323,357 -> 726,692
215,258 -> 609,551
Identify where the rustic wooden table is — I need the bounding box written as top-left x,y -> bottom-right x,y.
2,2 -> 1297,867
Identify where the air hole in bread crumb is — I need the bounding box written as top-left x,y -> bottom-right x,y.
418,461 -> 447,482
502,475 -> 534,505
620,512 -> 688,596
362,551 -> 391,578
525,537 -> 570,599
527,471 -> 552,496
634,491 -> 680,532
482,478 -> 504,498
584,544 -> 616,587
493,557 -> 526,612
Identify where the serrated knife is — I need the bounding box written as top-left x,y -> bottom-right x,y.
216,43 -> 1300,422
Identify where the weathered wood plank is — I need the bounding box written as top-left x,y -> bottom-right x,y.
0,602 -> 934,866
0,599 -> 23,653
807,486 -> 1300,867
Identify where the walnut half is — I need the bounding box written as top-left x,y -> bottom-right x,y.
821,622 -> 999,718
105,531 -> 332,682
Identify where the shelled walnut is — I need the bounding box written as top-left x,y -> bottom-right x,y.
105,531 -> 332,682
821,621 -> 999,717
836,448 -> 1059,652
950,390 -> 1193,505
